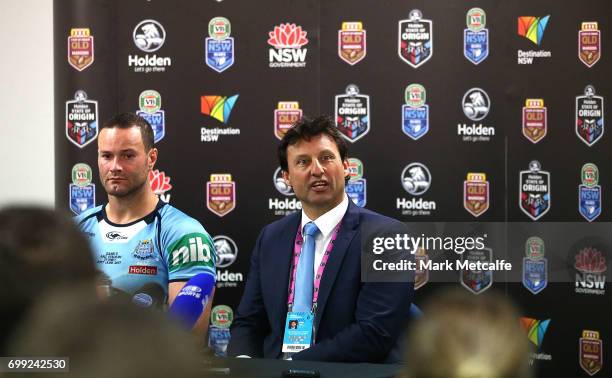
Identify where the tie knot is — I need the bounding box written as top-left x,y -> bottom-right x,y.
303,222 -> 320,237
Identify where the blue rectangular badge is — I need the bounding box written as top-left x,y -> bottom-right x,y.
281,311 -> 314,353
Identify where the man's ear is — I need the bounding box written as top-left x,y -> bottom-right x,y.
148,148 -> 158,170
282,169 -> 291,186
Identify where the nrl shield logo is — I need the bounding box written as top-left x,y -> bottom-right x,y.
335,84 -> 370,142
576,85 -> 604,146
520,160 -> 551,221
346,178 -> 367,207
522,236 -> 547,294
579,163 -> 602,222
206,174 -> 236,217
274,102 -> 302,140
398,10 -> 433,68
580,330 -> 603,376
461,247 -> 493,295
69,163 -> 95,215
338,22 -> 366,65
402,84 -> 429,140
67,28 -> 94,71
522,99 -> 547,143
579,22 -> 601,68
464,172 -> 489,217
66,90 -> 98,148
464,8 -> 489,65
205,17 -> 234,73
136,90 -> 165,143
414,247 -> 429,290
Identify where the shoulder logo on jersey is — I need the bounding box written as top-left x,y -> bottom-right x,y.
66,90 -> 98,148
335,84 -> 370,142
579,163 -> 602,222
346,158 -> 366,208
68,28 -> 94,71
274,102 -> 302,140
399,9 -> 433,68
206,17 -> 234,73
338,22 -> 366,65
168,232 -> 215,272
522,236 -> 547,294
464,172 -> 489,217
136,90 -> 165,143
213,235 -> 238,268
402,84 -> 429,140
580,330 -> 603,376
69,163 -> 95,215
576,85 -> 604,146
522,99 -> 547,143
579,22 -> 601,68
206,174 -> 236,217
464,8 -> 489,65
461,247 -> 493,294
520,160 -> 551,221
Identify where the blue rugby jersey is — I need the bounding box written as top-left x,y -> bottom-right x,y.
75,201 -> 216,302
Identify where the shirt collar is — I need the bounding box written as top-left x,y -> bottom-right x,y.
301,194 -> 349,238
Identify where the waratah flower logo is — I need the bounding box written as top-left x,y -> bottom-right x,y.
268,23 -> 308,49
149,170 -> 172,195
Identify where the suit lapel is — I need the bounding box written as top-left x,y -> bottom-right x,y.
314,201 -> 360,330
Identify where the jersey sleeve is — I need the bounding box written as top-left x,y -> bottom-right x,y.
160,210 -> 217,282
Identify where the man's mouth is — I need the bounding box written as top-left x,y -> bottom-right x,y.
310,180 -> 329,191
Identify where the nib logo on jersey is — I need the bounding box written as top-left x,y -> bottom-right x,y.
206,174 -> 236,217
459,88 -> 494,142
517,16 -> 552,64
523,237 -> 548,295
168,233 -> 215,272
136,90 -> 165,143
575,247 -> 607,295
270,167 -> 301,216
335,84 -> 370,143
66,90 -> 98,148
274,102 -> 302,140
205,17 -> 234,73
519,160 -> 551,221
200,95 -> 240,142
149,169 -> 172,203
402,84 -> 429,140
346,158 -> 366,207
69,163 -> 95,215
397,162 -> 436,216
464,8 -> 489,65
576,85 -> 604,147
578,22 -> 601,68
398,9 -> 433,68
129,19 -> 171,73
579,163 -> 602,222
213,235 -> 243,288
338,22 -> 366,65
520,317 -> 552,363
522,99 -> 547,143
67,28 -> 94,71
268,23 -> 309,68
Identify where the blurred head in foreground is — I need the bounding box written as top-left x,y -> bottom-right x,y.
401,289 -> 532,378
0,206 -> 96,354
9,286 -> 205,378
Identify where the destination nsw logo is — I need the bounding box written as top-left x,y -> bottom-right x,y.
200,95 -> 240,142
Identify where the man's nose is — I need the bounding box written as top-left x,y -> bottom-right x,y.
311,159 -> 324,176
109,157 -> 122,172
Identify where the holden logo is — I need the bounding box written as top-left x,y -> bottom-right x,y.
268,23 -> 309,68
149,169 -> 172,203
462,88 -> 491,121
133,19 -> 166,52
273,167 -> 294,196
401,162 -> 432,196
106,231 -> 127,240
213,235 -> 238,268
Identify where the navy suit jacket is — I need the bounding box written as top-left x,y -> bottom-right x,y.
228,201 -> 414,362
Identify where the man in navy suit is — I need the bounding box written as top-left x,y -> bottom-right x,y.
228,116 -> 414,362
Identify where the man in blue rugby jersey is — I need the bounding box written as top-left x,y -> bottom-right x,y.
75,113 -> 216,335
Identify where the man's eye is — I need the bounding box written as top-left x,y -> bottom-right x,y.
297,159 -> 308,166
322,155 -> 334,161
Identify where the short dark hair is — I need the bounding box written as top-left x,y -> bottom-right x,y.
277,115 -> 348,172
101,112 -> 155,152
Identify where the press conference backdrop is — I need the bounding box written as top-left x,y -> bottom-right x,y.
55,0 -> 609,376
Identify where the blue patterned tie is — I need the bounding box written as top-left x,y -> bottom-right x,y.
293,222 -> 320,312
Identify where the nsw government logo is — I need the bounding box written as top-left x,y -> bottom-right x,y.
346,158 -> 366,208
464,8 -> 489,65
274,102 -> 302,140
576,85 -> 604,147
578,22 -> 601,68
149,169 -> 172,203
464,172 -> 489,217
205,17 -> 234,73
522,99 -> 547,144
201,94 -> 240,142
579,163 -> 602,222
517,16 -> 552,64
69,163 -> 95,215
519,160 -> 551,221
402,84 -> 429,140
522,237 -> 547,295
129,19 -> 171,73
335,84 -> 370,142
268,23 -> 308,68
67,28 -> 94,71
136,90 -> 165,143
206,174 -> 236,217
66,90 -> 98,148
398,10 -> 433,68
213,235 -> 243,288
397,162 -> 436,216
575,246 -> 607,295
459,88 -> 494,142
338,22 -> 366,65
270,167 -> 301,216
